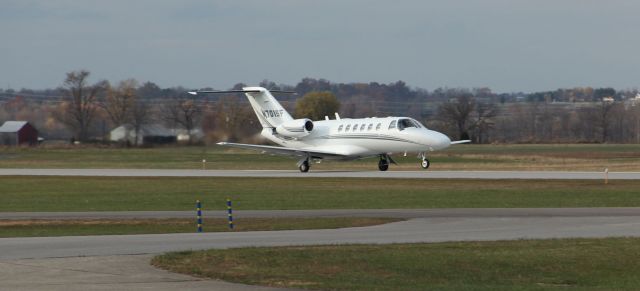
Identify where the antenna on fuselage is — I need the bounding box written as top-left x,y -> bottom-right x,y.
334,113 -> 341,120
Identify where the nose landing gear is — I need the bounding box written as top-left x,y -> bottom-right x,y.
420,158 -> 430,169
418,152 -> 430,170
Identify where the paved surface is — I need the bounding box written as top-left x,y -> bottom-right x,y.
4,208 -> 640,290
3,212 -> 640,260
1,168 -> 638,179
3,207 -> 640,220
0,255 -> 289,291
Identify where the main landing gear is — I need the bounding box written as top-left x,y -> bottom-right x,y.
298,160 -> 310,172
297,156 -> 312,173
378,157 -> 389,171
378,154 -> 396,171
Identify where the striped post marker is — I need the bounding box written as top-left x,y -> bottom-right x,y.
196,200 -> 203,233
227,198 -> 234,230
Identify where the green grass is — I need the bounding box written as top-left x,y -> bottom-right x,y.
0,217 -> 398,238
1,144 -> 640,171
153,237 -> 640,290
1,177 -> 639,211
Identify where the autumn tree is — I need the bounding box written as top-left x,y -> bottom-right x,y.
205,95 -> 257,142
295,91 -> 340,120
55,70 -> 107,142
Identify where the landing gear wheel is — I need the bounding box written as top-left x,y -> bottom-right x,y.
299,160 -> 310,173
378,159 -> 389,171
420,159 -> 430,169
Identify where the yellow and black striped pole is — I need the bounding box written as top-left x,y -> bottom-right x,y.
227,198 -> 234,230
196,200 -> 203,233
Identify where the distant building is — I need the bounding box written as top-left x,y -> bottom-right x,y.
110,124 -> 176,145
0,121 -> 39,146
171,128 -> 204,142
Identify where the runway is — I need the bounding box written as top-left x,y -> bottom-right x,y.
1,168 -> 639,179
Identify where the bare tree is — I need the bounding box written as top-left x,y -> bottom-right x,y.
130,98 -> 153,146
469,102 -> 498,143
597,99 -> 616,142
102,79 -> 138,127
54,70 -> 107,142
437,93 -> 475,140
160,95 -> 203,143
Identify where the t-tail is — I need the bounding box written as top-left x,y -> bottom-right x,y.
189,87 -> 295,128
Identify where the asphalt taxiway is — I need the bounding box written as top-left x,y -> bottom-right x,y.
3,208 -> 640,260
1,168 -> 639,179
3,208 -> 640,290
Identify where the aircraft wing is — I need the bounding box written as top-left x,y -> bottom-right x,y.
217,142 -> 348,159
451,140 -> 471,145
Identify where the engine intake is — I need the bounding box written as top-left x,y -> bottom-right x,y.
275,119 -> 314,138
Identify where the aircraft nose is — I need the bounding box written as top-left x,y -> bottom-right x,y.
434,131 -> 451,150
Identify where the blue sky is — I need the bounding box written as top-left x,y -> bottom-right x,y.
2,0 -> 639,92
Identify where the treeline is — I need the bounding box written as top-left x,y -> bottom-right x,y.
1,71 -> 639,144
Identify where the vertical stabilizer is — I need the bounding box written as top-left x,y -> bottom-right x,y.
242,87 -> 293,128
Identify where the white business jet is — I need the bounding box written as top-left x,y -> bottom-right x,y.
189,87 -> 469,172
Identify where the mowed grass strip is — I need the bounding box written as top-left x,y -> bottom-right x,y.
0,217 -> 399,238
2,144 -> 640,171
2,177 -> 640,211
153,238 -> 640,290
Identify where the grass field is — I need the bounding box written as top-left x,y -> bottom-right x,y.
1,144 -> 640,171
1,176 -> 639,211
153,238 -> 640,290
0,217 -> 399,238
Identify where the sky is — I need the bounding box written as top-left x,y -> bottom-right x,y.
2,0 -> 640,93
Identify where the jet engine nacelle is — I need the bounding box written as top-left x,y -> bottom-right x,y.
275,118 -> 314,138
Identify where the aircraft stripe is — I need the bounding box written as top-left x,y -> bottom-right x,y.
319,134 -> 423,145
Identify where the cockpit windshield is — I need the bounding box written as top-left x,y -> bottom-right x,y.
397,118 -> 423,130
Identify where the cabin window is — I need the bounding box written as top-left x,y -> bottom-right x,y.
338,124 -> 344,132
367,124 -> 373,131
376,123 -> 382,130
388,120 -> 397,129
360,124 -> 366,131
345,124 -> 351,132
353,124 -> 358,131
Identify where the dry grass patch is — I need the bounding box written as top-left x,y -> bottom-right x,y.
0,217 -> 401,238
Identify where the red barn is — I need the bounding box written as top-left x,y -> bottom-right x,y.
0,121 -> 39,146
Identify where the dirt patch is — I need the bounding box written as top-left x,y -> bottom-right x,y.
0,219 -> 192,227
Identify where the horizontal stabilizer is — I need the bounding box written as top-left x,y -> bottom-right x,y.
188,89 -> 296,95
451,140 -> 471,145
